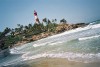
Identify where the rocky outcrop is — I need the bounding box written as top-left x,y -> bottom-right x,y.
55,24 -> 74,33
15,23 -> 87,46
55,23 -> 87,33
32,32 -> 54,41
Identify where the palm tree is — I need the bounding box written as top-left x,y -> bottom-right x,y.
43,18 -> 48,25
60,18 -> 67,24
48,19 -> 51,24
24,25 -> 29,30
0,27 -> 11,49
43,18 -> 47,22
55,19 -> 57,22
3,27 -> 11,36
0,27 -> 10,39
52,19 -> 57,23
24,25 -> 29,33
11,29 -> 15,35
28,24 -> 33,30
52,19 -> 54,23
17,24 -> 20,26
15,28 -> 19,33
17,24 -> 23,34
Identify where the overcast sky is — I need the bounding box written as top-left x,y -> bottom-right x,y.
0,0 -> 100,31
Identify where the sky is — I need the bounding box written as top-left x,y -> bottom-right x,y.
0,0 -> 100,32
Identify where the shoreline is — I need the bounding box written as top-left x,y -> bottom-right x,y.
14,23 -> 87,46
27,58 -> 100,67
4,58 -> 100,67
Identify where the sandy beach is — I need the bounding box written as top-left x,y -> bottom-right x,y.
26,58 -> 100,67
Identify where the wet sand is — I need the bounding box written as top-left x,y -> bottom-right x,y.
3,58 -> 100,67
27,58 -> 100,67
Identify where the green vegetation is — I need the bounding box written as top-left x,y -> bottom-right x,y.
60,18 -> 67,24
0,18 -> 59,50
0,27 -> 11,50
0,18 -> 87,50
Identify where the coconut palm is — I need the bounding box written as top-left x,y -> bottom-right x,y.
10,29 -> 15,35
43,18 -> 48,25
60,18 -> 67,24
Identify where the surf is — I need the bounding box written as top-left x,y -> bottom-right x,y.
21,52 -> 100,63
78,35 -> 100,41
1,22 -> 100,67
32,23 -> 100,47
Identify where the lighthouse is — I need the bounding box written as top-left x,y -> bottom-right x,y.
34,10 -> 40,24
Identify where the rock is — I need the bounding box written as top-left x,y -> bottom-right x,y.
14,23 -> 87,47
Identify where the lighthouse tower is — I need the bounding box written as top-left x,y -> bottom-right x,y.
34,10 -> 40,24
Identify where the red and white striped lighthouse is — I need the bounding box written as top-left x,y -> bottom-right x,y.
34,10 -> 40,24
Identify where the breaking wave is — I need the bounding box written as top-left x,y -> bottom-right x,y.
32,23 -> 100,47
33,41 -> 64,47
22,52 -> 100,63
1,22 -> 100,66
78,35 -> 100,41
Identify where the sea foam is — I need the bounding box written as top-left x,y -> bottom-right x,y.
22,52 -> 100,63
48,24 -> 100,39
32,24 -> 100,47
78,35 -> 100,41
33,41 -> 64,47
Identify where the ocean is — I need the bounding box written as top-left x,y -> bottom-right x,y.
0,21 -> 100,67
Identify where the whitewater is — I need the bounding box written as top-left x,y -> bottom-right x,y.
1,22 -> 100,66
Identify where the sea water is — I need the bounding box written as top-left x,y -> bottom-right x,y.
0,22 -> 100,67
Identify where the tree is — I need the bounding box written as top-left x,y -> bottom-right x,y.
27,24 -> 33,33
43,18 -> 47,22
60,18 -> 67,24
24,25 -> 29,34
17,24 -> 23,34
17,24 -> 20,27
48,19 -> 51,24
15,28 -> 19,33
43,18 -> 48,25
0,27 -> 10,39
52,19 -> 54,23
0,27 -> 11,50
24,26 -> 29,30
55,19 -> 57,22
11,29 -> 15,35
52,19 -> 57,23
28,24 -> 32,29
2,27 -> 11,36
